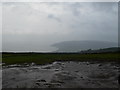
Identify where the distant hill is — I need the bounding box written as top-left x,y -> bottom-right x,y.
52,41 -> 118,52
80,47 -> 119,54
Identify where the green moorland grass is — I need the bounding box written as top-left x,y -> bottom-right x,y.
2,53 -> 120,65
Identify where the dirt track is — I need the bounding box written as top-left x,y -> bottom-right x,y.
2,61 -> 120,88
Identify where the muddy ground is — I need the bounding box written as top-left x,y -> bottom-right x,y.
2,61 -> 120,88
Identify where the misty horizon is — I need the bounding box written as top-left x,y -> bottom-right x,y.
2,40 -> 118,52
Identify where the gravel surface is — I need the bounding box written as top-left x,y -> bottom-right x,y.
2,61 -> 120,88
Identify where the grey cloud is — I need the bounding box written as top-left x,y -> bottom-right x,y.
48,14 -> 62,22
93,2 -> 118,13
2,2 -> 118,52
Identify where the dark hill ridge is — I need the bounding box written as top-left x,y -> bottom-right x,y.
80,47 -> 119,53
52,40 -> 118,52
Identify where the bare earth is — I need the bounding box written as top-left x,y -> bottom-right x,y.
2,61 -> 120,88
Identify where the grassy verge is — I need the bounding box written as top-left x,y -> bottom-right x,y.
2,53 -> 119,65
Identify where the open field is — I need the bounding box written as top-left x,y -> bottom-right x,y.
2,53 -> 119,65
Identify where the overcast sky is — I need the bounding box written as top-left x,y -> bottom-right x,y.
2,2 -> 118,52
0,2 -> 1,86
